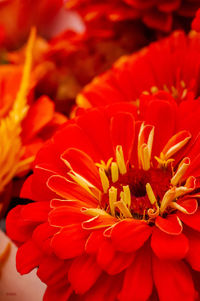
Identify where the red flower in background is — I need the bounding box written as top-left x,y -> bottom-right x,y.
0,0 -> 63,49
6,22 -> 147,115
66,0 -> 199,32
78,30 -> 200,109
0,28 -> 66,216
6,91 -> 200,300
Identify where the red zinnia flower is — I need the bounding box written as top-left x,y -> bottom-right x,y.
7,23 -> 147,115
78,30 -> 200,109
6,91 -> 200,300
0,0 -> 63,49
66,0 -> 199,32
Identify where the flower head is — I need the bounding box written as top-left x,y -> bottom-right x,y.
6,91 -> 200,300
78,30 -> 200,109
67,0 -> 199,32
6,23 -> 147,115
0,0 -> 63,49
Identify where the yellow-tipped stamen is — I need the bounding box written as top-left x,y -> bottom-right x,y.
96,158 -> 113,172
123,185 -> 131,208
155,153 -> 174,168
150,86 -> 158,94
140,144 -> 151,171
111,162 -> 119,183
116,145 -> 127,175
109,187 -> 117,216
99,167 -> 110,193
160,188 -> 176,213
146,183 -> 158,206
138,123 -> 154,170
114,200 -> 132,218
171,157 -> 190,186
163,134 -> 191,160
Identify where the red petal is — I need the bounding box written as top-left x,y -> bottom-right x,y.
32,222 -> 57,255
22,96 -> 54,142
47,175 -> 96,206
61,148 -> 101,189
176,198 -> 198,215
151,227 -> 189,259
185,227 -> 200,271
110,112 -> 135,161
82,273 -> 123,301
16,240 -> 43,274
21,201 -> 50,222
51,224 -> 88,259
155,214 -> 183,235
6,205 -> 36,243
76,108 -> 113,161
85,231 -> 104,255
37,255 -> 70,286
68,254 -> 102,294
119,245 -> 153,301
49,205 -> 86,227
178,209 -> 200,232
111,219 -> 152,252
153,256 -> 195,301
43,282 -> 73,301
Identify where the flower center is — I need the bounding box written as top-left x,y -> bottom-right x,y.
96,123 -> 195,222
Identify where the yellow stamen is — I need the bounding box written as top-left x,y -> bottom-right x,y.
160,188 -> 176,213
109,187 -> 117,216
138,123 -> 154,171
154,154 -> 174,168
170,202 -> 188,214
150,86 -> 158,94
114,200 -> 132,218
140,144 -> 151,171
146,183 -> 158,206
123,185 -> 131,207
99,167 -> 110,193
171,157 -> 190,186
96,158 -> 113,172
116,145 -> 127,175
111,162 -> 119,183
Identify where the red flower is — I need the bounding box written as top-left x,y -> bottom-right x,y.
78,30 -> 200,109
0,0 -> 63,49
192,8 -> 200,32
7,23 -> 147,115
6,91 -> 200,300
67,0 -> 199,32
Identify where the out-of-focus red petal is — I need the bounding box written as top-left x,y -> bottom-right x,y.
68,254 -> 102,294
22,96 -> 55,142
16,240 -> 43,274
153,256 -> 195,301
111,219 -> 152,252
51,224 -> 89,259
151,227 -> 188,259
119,245 -> 153,301
155,215 -> 182,235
